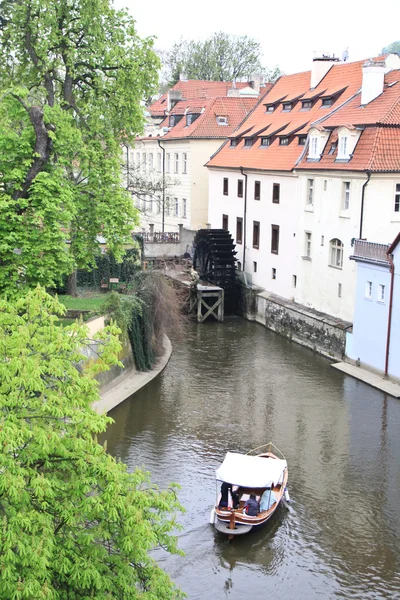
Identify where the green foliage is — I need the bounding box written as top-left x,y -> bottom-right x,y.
57,293 -> 106,312
0,0 -> 160,295
162,32 -> 282,84
382,40 -> 400,56
0,287 -> 184,599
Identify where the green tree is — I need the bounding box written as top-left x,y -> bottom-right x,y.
382,40 -> 400,55
0,287 -> 184,599
162,32 -> 282,85
0,0 -> 159,295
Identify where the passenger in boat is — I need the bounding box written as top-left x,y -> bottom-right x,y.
219,482 -> 231,508
260,487 -> 277,511
231,489 -> 240,509
243,493 -> 260,516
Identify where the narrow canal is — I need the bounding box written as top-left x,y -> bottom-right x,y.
102,319 -> 400,599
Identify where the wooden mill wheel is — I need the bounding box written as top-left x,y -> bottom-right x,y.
193,229 -> 237,304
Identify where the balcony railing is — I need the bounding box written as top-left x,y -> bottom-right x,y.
352,240 -> 390,263
137,231 -> 180,244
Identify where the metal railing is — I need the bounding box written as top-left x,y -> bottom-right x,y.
138,231 -> 180,243
352,240 -> 390,263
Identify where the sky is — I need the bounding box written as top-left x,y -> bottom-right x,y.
114,0 -> 400,75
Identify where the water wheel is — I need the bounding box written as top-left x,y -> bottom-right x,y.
193,229 -> 237,310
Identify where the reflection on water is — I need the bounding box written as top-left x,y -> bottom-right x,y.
101,319 -> 400,599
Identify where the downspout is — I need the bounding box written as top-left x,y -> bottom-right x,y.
359,170 -> 371,239
240,167 -> 248,273
385,250 -> 395,376
157,139 -> 166,233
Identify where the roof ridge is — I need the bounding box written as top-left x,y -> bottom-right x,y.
379,95 -> 400,125
365,127 -> 381,170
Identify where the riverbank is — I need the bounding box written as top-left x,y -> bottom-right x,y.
93,335 -> 172,414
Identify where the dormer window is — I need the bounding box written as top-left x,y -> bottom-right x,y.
279,137 -> 289,146
336,126 -> 361,161
169,115 -> 175,127
266,104 -> 275,113
338,135 -> 348,158
261,137 -> 270,147
310,136 -> 318,156
298,136 -> 307,145
321,97 -> 333,107
282,102 -> 292,112
186,113 -> 199,126
301,100 -> 312,110
217,116 -> 228,126
244,138 -> 253,147
230,138 -> 238,147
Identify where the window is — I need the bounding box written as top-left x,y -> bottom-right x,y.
217,116 -> 228,125
307,179 -> 314,206
186,113 -> 199,126
157,153 -> 162,172
338,136 -> 348,159
365,281 -> 373,299
301,100 -> 312,110
142,153 -> 147,171
279,137 -> 289,146
182,153 -> 187,173
236,217 -> 243,244
166,196 -> 170,216
253,221 -> 260,249
293,275 -> 297,288
310,136 -> 318,157
272,183 -> 280,203
395,183 -> 400,212
166,153 -> 170,173
321,235 -> 324,246
342,181 -> 350,210
149,198 -> 153,212
253,261 -> 257,273
238,179 -> 243,198
230,139 -> 238,147
254,181 -> 261,200
338,283 -> 342,298
174,153 -> 179,173
261,137 -> 270,147
157,201 -> 161,214
149,153 -> 153,170
328,142 -> 337,155
305,232 -> 312,258
222,214 -> 228,230
282,102 -> 292,112
271,225 -> 279,254
182,198 -> 187,218
298,136 -> 307,145
324,179 -> 328,191
266,105 -> 275,113
244,138 -> 253,147
136,152 -> 140,165
378,284 -> 386,303
272,268 -> 277,279
330,238 -> 343,268
169,115 -> 175,127
174,197 -> 179,217
223,178 -> 229,195
322,97 -> 333,107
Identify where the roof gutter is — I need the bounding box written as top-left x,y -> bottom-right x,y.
385,250 -> 395,377
157,139 -> 166,233
359,170 -> 371,239
240,167 -> 248,273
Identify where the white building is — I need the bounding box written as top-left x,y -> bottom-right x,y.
207,54 -> 400,322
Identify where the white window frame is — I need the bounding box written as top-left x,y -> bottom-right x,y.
309,136 -> 318,158
182,198 -> 187,218
378,284 -> 386,303
365,281 -> 373,299
395,183 -> 400,213
183,153 -> 187,174
142,153 -> 147,172
338,135 -> 348,159
165,196 -> 170,216
307,179 -> 314,206
330,238 -> 344,268
166,153 -> 171,173
174,197 -> 179,217
342,181 -> 350,210
157,153 -> 162,172
174,153 -> 179,174
305,232 -> 312,258
149,153 -> 153,171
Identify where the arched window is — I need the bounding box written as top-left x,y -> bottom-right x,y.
330,238 -> 343,268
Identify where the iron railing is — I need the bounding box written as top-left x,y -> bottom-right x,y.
352,240 -> 390,263
137,231 -> 180,244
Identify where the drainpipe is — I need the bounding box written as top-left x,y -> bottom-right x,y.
157,139 -> 166,233
359,170 -> 371,239
240,167 -> 248,273
385,250 -> 395,376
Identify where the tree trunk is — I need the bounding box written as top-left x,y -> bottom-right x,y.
67,270 -> 78,297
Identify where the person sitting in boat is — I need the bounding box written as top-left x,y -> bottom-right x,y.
231,488 -> 240,509
243,493 -> 260,516
219,482 -> 232,508
260,486 -> 277,512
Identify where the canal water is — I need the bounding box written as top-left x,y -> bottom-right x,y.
102,319 -> 400,599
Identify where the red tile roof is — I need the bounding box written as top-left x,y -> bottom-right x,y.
148,80 -> 268,117
208,57 -> 400,172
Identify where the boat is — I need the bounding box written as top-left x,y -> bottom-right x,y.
210,442 -> 289,537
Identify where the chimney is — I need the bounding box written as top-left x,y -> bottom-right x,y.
361,60 -> 386,105
249,73 -> 261,93
179,71 -> 187,82
167,89 -> 182,112
311,54 -> 339,89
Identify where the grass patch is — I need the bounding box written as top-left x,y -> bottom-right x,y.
57,294 -> 106,312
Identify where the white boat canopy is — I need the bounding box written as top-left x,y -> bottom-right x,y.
216,452 -> 287,488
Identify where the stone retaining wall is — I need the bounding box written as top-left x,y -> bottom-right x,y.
253,292 -> 352,361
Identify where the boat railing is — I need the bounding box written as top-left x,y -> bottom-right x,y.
246,442 -> 286,460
